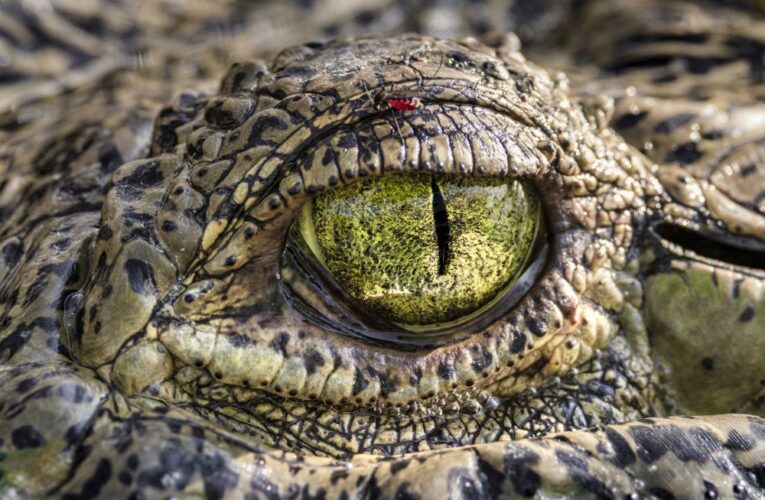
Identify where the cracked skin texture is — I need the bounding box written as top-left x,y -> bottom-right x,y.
1,0 -> 765,498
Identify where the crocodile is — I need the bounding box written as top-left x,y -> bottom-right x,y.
1,0 -> 765,498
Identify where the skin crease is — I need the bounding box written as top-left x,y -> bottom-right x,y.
0,0 -> 764,498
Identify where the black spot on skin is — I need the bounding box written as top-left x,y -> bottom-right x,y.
304,348 -> 326,375
62,458 -> 112,500
504,447 -> 541,497
447,468 -> 485,500
15,377 -> 36,394
523,357 -> 548,377
482,61 -> 497,73
246,115 -> 289,148
287,183 -> 303,195
393,482 -> 420,500
665,142 -> 703,164
703,130 -> 724,140
127,454 -> 140,471
36,317 -> 60,335
748,464 -> 765,490
475,456 -> 505,499
648,487 -> 677,500
554,449 -> 588,470
741,164 -> 757,177
321,148 -> 334,166
137,443 -> 196,491
270,332 -> 289,355
124,259 -> 155,295
118,161 -> 164,200
628,424 -> 721,464
166,420 -> 182,434
50,238 -> 72,251
352,369 -> 369,396
378,372 -> 396,397
0,325 -> 32,361
725,430 -> 756,451
199,451 -> 239,498
526,316 -> 547,336
555,449 -> 614,498
654,113 -> 695,134
602,427 -> 636,467
510,331 -> 527,353
227,333 -> 249,348
653,73 -> 678,84
739,306 -> 755,322
11,424 -> 44,449
704,480 -> 719,499
614,110 -> 648,129
437,362 -> 454,380
701,357 -> 715,371
118,470 -> 132,486
64,419 -> 92,449
281,64 -> 317,79
330,469 -> 350,485
725,35 -> 765,83
3,241 -> 23,268
337,133 -> 356,150
470,348 -> 493,373
353,10 -> 376,26
115,434 -> 134,455
250,470 -> 281,500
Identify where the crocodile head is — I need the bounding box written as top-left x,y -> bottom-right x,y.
1,31 -> 764,498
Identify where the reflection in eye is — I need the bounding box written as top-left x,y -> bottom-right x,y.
296,174 -> 541,331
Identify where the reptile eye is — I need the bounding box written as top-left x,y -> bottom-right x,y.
291,173 -> 542,332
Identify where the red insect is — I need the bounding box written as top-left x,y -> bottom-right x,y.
386,97 -> 421,112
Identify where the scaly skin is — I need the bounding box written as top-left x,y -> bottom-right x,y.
1,1 -> 765,498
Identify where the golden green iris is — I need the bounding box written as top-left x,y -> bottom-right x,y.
298,174 -> 540,329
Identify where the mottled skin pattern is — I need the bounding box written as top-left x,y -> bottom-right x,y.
1,0 -> 765,498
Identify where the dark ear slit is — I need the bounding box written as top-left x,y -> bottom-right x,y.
654,222 -> 765,270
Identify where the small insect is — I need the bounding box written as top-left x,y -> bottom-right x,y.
359,82 -> 426,142
372,89 -> 424,112
384,96 -> 422,112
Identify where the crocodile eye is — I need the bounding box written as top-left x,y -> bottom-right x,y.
293,174 -> 541,331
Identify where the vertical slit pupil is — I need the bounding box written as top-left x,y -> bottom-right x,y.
431,177 -> 451,275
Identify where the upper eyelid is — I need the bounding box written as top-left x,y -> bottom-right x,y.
189,101 -> 550,272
